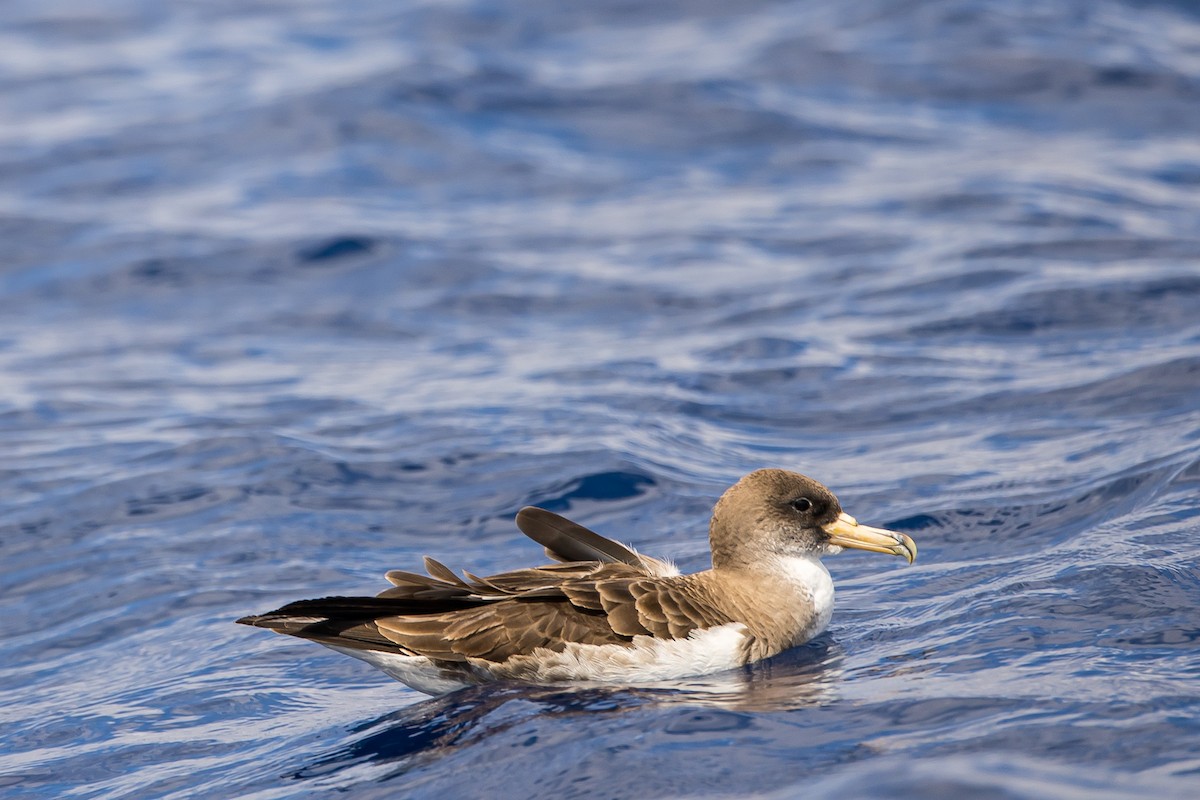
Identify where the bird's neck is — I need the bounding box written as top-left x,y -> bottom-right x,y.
698,555 -> 835,659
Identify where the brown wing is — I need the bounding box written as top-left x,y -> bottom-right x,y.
566,577 -> 734,639
238,509 -> 721,662
374,593 -> 628,662
369,560 -> 649,661
238,560 -> 641,659
373,572 -> 735,662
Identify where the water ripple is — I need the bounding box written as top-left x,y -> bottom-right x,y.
2,1 -> 1200,799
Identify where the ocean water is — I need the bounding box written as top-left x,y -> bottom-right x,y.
2,0 -> 1199,797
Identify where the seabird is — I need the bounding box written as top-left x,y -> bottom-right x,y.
238,469 -> 916,695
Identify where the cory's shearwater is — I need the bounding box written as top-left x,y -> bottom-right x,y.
238,469 -> 917,694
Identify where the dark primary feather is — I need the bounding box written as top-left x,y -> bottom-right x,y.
515,506 -> 646,566
235,596 -> 439,653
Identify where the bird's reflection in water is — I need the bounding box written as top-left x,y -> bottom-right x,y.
294,638 -> 842,783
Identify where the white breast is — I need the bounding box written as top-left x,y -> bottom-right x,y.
774,554 -> 836,639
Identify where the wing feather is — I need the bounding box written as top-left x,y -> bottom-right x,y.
239,510 -> 722,665
515,507 -> 647,566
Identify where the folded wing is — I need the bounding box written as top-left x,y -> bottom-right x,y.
237,508 -> 721,663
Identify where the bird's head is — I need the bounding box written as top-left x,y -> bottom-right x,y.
709,469 -> 916,569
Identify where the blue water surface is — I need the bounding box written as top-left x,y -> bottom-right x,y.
2,1 -> 1199,798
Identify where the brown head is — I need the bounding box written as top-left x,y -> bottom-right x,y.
708,469 -> 916,569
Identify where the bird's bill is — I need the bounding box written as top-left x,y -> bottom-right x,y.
822,512 -> 917,564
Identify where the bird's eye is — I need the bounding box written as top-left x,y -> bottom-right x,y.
790,497 -> 813,512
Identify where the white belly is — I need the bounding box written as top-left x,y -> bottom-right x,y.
328,622 -> 752,695
493,623 -> 751,685
328,646 -> 475,695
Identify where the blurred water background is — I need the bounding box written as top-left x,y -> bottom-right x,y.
2,0 -> 1199,797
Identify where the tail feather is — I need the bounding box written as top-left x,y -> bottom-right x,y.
237,595 -> 472,654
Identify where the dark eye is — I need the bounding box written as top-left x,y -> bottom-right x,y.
790,497 -> 813,513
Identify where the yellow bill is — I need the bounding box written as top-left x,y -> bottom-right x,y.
822,512 -> 917,564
